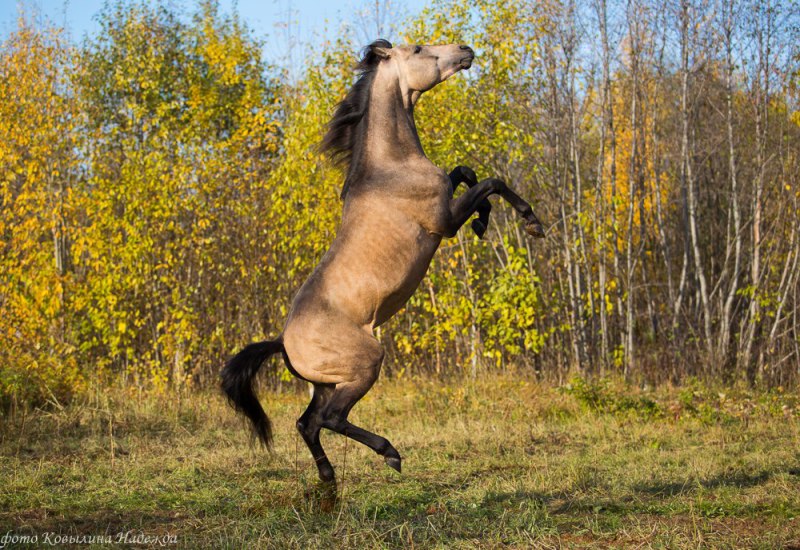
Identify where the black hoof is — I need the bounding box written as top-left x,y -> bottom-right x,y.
384,455 -> 402,473
471,219 -> 487,238
318,461 -> 335,484
525,222 -> 546,239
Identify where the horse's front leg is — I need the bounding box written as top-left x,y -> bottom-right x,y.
444,177 -> 545,239
449,166 -> 492,238
496,184 -> 545,238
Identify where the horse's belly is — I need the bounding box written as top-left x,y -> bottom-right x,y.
371,233 -> 439,327
373,273 -> 426,326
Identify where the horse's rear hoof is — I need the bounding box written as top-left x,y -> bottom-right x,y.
471,219 -> 487,239
384,455 -> 402,473
525,222 -> 546,239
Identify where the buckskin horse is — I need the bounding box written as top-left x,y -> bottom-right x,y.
221,39 -> 544,488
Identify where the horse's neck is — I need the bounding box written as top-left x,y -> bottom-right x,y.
361,69 -> 425,169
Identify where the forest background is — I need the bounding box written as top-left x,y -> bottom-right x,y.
2,0 -> 800,409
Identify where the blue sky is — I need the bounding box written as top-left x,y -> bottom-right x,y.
1,0 -> 429,67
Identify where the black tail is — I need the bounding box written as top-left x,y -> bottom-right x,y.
221,339 -> 284,448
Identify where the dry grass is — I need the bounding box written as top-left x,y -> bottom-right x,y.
1,375 -> 799,548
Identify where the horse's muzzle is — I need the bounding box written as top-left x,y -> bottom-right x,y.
459,45 -> 475,69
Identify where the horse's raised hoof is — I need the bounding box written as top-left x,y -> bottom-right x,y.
385,456 -> 401,473
525,221 -> 546,239
471,219 -> 487,239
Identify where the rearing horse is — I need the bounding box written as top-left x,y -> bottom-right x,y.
222,39 -> 544,486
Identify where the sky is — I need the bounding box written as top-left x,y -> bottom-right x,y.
0,0 -> 429,68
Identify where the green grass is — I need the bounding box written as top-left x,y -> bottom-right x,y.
1,375 -> 799,548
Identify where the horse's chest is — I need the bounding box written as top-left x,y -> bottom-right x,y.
404,181 -> 452,235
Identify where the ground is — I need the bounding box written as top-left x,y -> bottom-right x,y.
1,375 -> 799,548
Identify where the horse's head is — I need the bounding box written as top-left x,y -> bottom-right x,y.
367,40 -> 474,102
322,39 -> 476,198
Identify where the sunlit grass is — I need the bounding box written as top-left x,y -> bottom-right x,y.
1,375 -> 799,548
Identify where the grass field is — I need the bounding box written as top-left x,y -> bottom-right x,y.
2,375 -> 799,548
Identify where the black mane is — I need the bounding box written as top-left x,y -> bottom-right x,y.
320,39 -> 392,199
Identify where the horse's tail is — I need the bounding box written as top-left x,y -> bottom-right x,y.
221,339 -> 284,448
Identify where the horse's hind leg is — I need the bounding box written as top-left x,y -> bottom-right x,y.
297,384 -> 336,483
333,414 -> 403,472
321,373 -> 402,473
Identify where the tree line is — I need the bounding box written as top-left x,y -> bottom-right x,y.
1,0 -> 798,407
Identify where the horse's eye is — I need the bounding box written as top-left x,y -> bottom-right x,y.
414,46 -> 422,54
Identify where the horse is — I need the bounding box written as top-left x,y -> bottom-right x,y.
221,39 -> 544,489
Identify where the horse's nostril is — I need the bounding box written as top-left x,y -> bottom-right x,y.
459,45 -> 472,51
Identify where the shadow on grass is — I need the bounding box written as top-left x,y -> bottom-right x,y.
481,488 -> 625,517
478,466 -> 795,519
632,469 -> 774,497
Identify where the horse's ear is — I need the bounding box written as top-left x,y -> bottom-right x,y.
370,44 -> 392,59
357,40 -> 392,69
369,39 -> 393,59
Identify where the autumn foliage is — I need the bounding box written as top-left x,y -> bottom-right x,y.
1,0 -> 799,407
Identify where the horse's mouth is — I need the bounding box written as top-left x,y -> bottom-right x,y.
459,56 -> 474,69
